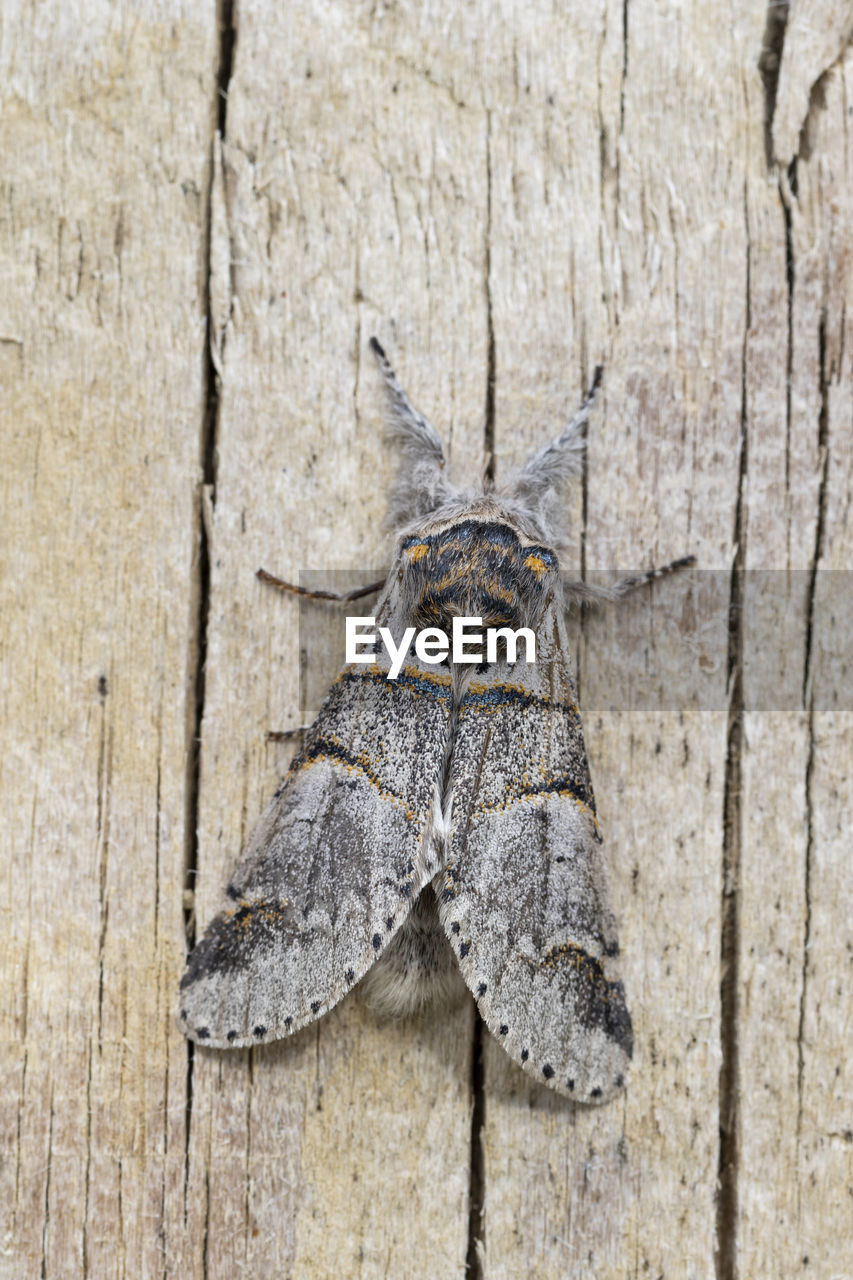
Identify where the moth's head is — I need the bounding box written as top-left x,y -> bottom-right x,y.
400,494 -> 550,545
372,338 -> 596,553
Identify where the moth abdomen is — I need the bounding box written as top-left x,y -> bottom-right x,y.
359,884 -> 468,1018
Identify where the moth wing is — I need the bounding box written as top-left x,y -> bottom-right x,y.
442,604 -> 632,1102
178,576 -> 452,1047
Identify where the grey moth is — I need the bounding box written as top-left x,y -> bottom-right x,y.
178,338 -> 690,1103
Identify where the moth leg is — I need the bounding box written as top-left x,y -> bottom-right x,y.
257,573 -> 384,741
564,555 -> 696,609
267,726 -> 308,744
256,567 -> 386,603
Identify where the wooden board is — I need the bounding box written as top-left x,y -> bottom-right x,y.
0,5 -> 217,1276
2,2 -> 851,1276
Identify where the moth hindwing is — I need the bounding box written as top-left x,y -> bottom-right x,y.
178,337 -> 674,1104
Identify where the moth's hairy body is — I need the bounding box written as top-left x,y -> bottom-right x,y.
178,338 -> 688,1103
360,884 -> 468,1017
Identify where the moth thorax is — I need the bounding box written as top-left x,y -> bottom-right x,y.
401,518 -> 558,633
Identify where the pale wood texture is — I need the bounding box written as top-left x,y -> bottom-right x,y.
2,2 -> 851,1278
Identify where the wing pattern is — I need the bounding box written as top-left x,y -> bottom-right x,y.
440,605 -> 633,1102
179,580 -> 452,1047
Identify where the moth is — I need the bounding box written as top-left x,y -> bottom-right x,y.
178,338 -> 691,1103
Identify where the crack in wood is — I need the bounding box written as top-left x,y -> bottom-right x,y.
466,1016 -> 486,1279
780,164 -> 798,525
797,305 -> 832,1193
483,112 -> 496,487
759,0 -> 791,166
715,226 -> 750,1280
183,0 -> 237,1227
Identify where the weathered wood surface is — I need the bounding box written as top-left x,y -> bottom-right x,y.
1,2 -> 850,1277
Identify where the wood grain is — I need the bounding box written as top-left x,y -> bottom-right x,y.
2,2 -> 851,1276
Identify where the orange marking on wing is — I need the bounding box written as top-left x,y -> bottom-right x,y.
295,750 -> 418,824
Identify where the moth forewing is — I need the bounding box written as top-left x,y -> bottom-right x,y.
177,570 -> 454,1047
440,600 -> 633,1103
